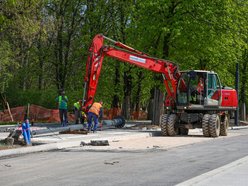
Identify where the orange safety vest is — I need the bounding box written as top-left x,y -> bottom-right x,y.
89,102 -> 102,116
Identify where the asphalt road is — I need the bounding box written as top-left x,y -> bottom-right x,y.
1,129 -> 248,186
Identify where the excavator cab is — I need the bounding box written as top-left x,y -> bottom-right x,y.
177,70 -> 222,107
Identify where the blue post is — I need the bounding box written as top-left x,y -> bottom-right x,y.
22,119 -> 31,145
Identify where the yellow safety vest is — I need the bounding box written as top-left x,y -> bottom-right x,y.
74,102 -> 80,110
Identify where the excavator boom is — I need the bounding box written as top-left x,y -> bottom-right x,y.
83,34 -> 180,110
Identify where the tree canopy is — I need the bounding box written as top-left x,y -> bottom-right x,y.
0,0 -> 247,119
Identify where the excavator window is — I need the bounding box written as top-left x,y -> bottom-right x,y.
177,73 -> 189,105
188,72 -> 206,105
208,74 -> 217,97
206,73 -> 221,106
177,71 -> 207,106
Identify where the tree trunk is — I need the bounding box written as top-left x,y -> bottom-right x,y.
148,87 -> 164,124
199,59 -> 208,70
240,50 -> 247,121
112,62 -> 120,108
135,71 -> 143,112
37,32 -> 44,90
54,0 -> 73,91
122,95 -> 131,119
148,33 -> 169,124
122,67 -> 132,119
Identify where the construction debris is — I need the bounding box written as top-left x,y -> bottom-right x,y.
80,140 -> 109,146
104,161 -> 119,165
4,137 -> 14,146
5,128 -> 22,146
60,129 -> 88,135
0,129 -> 26,149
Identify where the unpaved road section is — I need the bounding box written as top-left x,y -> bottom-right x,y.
74,128 -> 247,151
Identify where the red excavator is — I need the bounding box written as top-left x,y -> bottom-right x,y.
83,34 -> 238,137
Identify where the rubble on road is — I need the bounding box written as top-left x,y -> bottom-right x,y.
80,140 -> 109,146
60,129 -> 88,135
130,124 -> 160,130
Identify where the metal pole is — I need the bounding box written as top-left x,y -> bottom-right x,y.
235,63 -> 239,126
101,116 -> 125,128
242,103 -> 246,121
82,81 -> 87,105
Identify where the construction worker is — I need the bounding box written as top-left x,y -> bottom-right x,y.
55,90 -> 68,127
87,101 -> 103,133
197,77 -> 204,93
73,100 -> 82,124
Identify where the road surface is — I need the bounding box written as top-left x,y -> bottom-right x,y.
0,128 -> 248,186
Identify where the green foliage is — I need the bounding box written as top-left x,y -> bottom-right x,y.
0,41 -> 18,93
0,0 -> 247,114
5,87 -> 56,108
5,87 -> 85,111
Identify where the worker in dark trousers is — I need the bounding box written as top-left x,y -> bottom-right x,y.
73,100 -> 82,124
81,110 -> 87,127
87,101 -> 103,133
56,90 -> 68,127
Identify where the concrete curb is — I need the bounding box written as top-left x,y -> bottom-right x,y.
176,155 -> 248,186
0,132 -> 151,158
230,126 -> 248,130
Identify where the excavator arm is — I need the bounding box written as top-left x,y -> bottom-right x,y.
83,34 -> 180,110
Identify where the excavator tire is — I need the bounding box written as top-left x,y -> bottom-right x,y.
209,114 -> 220,137
160,114 -> 168,136
202,114 -> 210,137
220,116 -> 229,136
167,114 -> 178,136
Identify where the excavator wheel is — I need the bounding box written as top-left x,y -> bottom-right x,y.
167,114 -> 178,136
209,114 -> 220,137
202,114 -> 210,137
160,114 -> 168,136
220,116 -> 229,136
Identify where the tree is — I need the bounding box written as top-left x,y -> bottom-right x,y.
0,41 -> 18,93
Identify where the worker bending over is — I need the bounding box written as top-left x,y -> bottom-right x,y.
73,100 -> 83,124
87,101 -> 103,132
